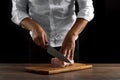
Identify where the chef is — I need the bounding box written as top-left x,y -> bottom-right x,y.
11,0 -> 94,63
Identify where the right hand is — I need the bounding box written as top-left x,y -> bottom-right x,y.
20,18 -> 48,48
30,25 -> 48,48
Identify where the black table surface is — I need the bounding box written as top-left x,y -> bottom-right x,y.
0,63 -> 120,80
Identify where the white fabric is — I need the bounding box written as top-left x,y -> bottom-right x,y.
11,0 -> 94,47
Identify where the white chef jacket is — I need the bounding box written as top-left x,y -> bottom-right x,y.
11,0 -> 94,47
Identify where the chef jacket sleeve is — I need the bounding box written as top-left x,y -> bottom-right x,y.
77,0 -> 94,21
11,0 -> 29,25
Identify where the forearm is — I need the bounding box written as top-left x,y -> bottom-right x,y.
60,18 -> 88,60
20,17 -> 42,31
68,18 -> 88,37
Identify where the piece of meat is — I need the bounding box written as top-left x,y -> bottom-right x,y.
51,57 -> 74,68
51,50 -> 75,68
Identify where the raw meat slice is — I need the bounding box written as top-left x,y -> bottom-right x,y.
51,57 -> 74,68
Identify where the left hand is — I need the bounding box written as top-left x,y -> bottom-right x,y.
60,33 -> 76,60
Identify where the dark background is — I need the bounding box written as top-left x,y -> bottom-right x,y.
1,0 -> 120,63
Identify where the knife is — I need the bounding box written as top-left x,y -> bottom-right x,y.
47,45 -> 71,63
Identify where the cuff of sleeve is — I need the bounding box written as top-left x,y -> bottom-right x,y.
77,10 -> 94,21
11,12 -> 29,25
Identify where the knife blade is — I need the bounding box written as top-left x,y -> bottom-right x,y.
47,46 -> 71,63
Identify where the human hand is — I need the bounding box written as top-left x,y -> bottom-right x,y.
60,33 -> 76,60
30,25 -> 48,48
20,18 -> 48,48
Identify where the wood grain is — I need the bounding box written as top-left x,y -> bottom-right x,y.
25,63 -> 92,75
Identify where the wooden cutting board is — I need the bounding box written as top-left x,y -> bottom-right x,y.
25,63 -> 92,75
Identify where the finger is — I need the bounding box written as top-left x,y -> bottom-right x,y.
30,32 -> 41,46
44,34 -> 48,43
70,48 -> 75,60
42,34 -> 48,48
65,50 -> 69,58
33,38 -> 41,46
39,34 -> 47,48
66,49 -> 71,59
42,35 -> 46,48
63,49 -> 67,57
60,48 -> 67,56
40,37 -> 45,48
44,34 -> 48,46
59,48 -> 63,54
